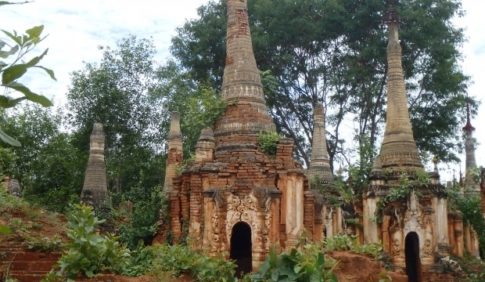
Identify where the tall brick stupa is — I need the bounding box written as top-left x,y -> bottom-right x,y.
363,1 -> 449,275
166,0 -> 324,273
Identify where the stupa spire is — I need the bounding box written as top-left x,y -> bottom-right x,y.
81,123 -> 108,208
309,103 -> 333,183
463,102 -> 478,190
163,112 -> 183,193
376,0 -> 422,170
214,0 -> 275,151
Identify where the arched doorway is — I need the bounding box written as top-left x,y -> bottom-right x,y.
230,222 -> 252,276
405,232 -> 422,282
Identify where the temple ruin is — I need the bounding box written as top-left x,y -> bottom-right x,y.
164,0 -> 483,276
167,0 -> 323,271
364,2 -> 482,278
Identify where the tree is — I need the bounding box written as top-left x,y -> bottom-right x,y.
153,61 -> 225,157
67,36 -> 165,194
1,1 -> 55,146
170,0 -> 471,172
0,105 -> 85,212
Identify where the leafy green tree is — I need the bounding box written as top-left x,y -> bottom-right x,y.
170,0 -> 471,171
119,185 -> 163,249
67,36 -> 165,194
1,1 -> 55,146
0,105 -> 85,212
153,61 -> 225,157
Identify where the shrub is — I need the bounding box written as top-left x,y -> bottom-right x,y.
47,204 -> 130,279
25,235 -> 63,252
119,185 -> 164,249
454,255 -> 485,282
258,131 -> 280,156
149,244 -> 236,282
324,234 -> 383,259
122,243 -> 155,277
448,186 -> 485,257
0,185 -> 29,214
251,245 -> 337,282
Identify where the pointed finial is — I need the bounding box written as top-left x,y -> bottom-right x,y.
168,112 -> 182,140
463,101 -> 475,133
433,156 -> 439,173
385,0 -> 400,25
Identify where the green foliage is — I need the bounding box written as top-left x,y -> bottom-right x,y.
0,183 -> 28,213
181,86 -> 225,155
120,185 -> 164,249
0,224 -> 12,234
25,235 -> 63,252
454,255 -> 485,282
448,186 -> 485,257
51,204 -> 130,279
67,36 -> 165,196
258,131 -> 280,156
154,61 -> 226,157
0,106 -> 85,212
122,243 -> 155,276
171,0 -> 470,167
323,234 -> 383,259
251,245 -> 337,282
149,244 -> 236,282
375,171 -> 430,222
1,3 -> 55,146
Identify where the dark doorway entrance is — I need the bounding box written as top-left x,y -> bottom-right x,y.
230,222 -> 252,276
405,232 -> 421,282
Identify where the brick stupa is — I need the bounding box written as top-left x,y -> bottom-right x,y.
166,0 -> 324,273
308,103 -> 343,239
81,123 -> 108,208
363,1 -> 450,275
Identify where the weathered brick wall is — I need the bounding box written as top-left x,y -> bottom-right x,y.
81,123 -> 108,208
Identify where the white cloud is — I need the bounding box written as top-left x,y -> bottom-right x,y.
2,0 -> 210,104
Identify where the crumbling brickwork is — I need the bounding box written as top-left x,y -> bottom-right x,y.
81,123 -> 108,208
166,0 -> 321,270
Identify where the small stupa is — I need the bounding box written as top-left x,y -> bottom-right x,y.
81,123 -> 108,208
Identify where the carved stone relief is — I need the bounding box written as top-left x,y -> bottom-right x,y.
225,192 -> 273,261
404,192 -> 424,238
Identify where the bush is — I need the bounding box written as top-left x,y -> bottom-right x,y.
122,243 -> 155,277
454,255 -> 485,282
119,185 -> 164,249
258,131 -> 280,156
324,234 -> 383,259
149,244 -> 236,282
251,245 -> 337,282
46,204 -> 130,280
25,235 -> 63,252
448,186 -> 485,257
0,185 -> 29,214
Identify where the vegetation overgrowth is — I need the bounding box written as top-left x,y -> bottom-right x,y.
2,192 -> 484,281
41,203 -> 338,281
257,131 -> 280,156
1,0 -> 484,281
448,182 -> 485,257
0,185 -> 66,246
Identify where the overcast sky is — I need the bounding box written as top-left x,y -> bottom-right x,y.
2,0 -> 484,180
